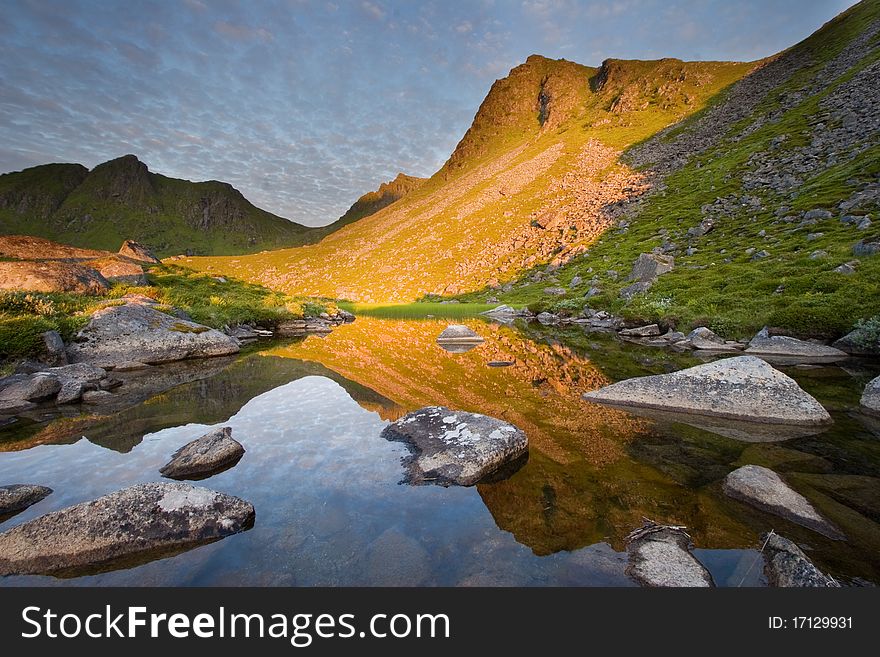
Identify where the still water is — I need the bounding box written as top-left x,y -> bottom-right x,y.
1,317 -> 878,586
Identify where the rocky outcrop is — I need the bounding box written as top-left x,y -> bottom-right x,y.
381,406 -> 528,486
0,484 -> 53,518
87,256 -> 148,285
160,427 -> 245,480
620,253 -> 674,299
0,261 -> 109,294
762,533 -> 839,587
861,375 -> 880,416
66,303 -> 239,368
583,356 -> 831,425
625,522 -> 714,587
745,327 -> 847,361
436,325 -> 484,344
118,239 -> 161,263
723,465 -> 843,539
0,483 -> 255,576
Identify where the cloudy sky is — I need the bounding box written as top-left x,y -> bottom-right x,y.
0,0 -> 855,226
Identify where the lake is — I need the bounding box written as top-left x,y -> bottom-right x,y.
1,316 -> 878,586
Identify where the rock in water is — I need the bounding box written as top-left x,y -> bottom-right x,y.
762,533 -> 839,587
861,375 -> 880,416
381,406 -> 528,486
436,324 -> 484,344
625,523 -> 714,587
620,324 -> 661,337
723,465 -> 843,539
0,483 -> 254,576
0,372 -> 61,402
0,261 -> 109,295
582,355 -> 831,425
745,327 -> 847,361
160,427 -> 245,480
118,239 -> 161,263
0,484 -> 53,518
686,326 -> 732,351
67,303 -> 239,368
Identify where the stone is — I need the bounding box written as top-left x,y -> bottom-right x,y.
0,483 -> 254,576
853,240 -> 880,256
536,312 -> 559,325
118,239 -> 161,263
763,533 -> 839,587
628,253 -> 674,283
436,324 -> 484,344
806,233 -> 823,241
833,323 -> 880,355
619,281 -> 652,299
381,406 -> 528,486
745,326 -> 847,361
803,208 -> 832,221
585,286 -> 601,298
0,484 -> 53,518
55,380 -> 84,404
112,361 -> 150,371
543,286 -> 566,296
620,324 -> 661,337
160,427 -> 245,480
88,257 -> 148,285
480,304 -> 517,317
0,399 -> 37,414
66,303 -> 239,368
0,373 -> 60,402
861,375 -> 880,416
335,308 -> 356,323
364,528 -> 432,586
723,466 -> 843,539
626,523 -> 713,587
686,326 -> 729,350
487,361 -> 514,367
751,249 -> 770,260
0,261 -> 109,295
856,217 -> 872,230
45,362 -> 106,385
81,390 -> 114,404
809,250 -> 827,259
41,330 -> 67,366
570,275 -> 582,287
833,261 -> 858,274
583,356 -> 831,425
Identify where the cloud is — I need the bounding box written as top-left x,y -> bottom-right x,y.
213,21 -> 274,42
361,1 -> 385,20
455,21 -> 473,34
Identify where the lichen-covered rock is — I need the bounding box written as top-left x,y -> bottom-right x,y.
0,483 -> 254,576
625,523 -> 714,587
67,303 -> 239,368
860,375 -> 880,416
745,327 -> 847,361
0,484 -> 53,518
160,427 -> 245,480
88,256 -> 148,285
583,356 -> 831,425
762,533 -> 839,587
0,261 -> 109,295
381,406 -> 528,486
723,465 -> 843,539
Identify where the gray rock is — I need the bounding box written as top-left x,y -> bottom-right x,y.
686,326 -> 730,350
536,312 -> 559,325
45,362 -> 106,385
0,484 -> 53,517
833,261 -> 858,274
118,239 -> 161,263
570,275 -> 582,287
853,240 -> 880,256
81,390 -> 115,404
160,427 -> 245,480
0,373 -> 60,402
436,324 -> 484,344
809,250 -> 827,259
620,324 -> 661,337
763,533 -> 839,587
585,286 -> 602,298
803,208 -> 832,221
381,406 -> 528,486
364,528 -> 431,586
0,399 -> 37,414
861,375 -> 880,416
833,323 -> 879,355
480,304 -> 517,317
55,380 -> 84,405
543,286 -> 566,296
583,356 -> 831,425
66,303 -> 239,368
856,217 -> 872,230
806,233 -> 824,241
628,253 -> 674,283
626,523 -> 713,587
41,330 -> 67,366
0,483 -> 254,576
112,361 -> 150,371
619,281 -> 652,299
723,465 -> 843,539
745,326 -> 848,361
751,249 -> 770,260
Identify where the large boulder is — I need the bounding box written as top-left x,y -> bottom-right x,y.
381,406 -> 528,486
41,330 -> 68,366
0,261 -> 109,294
762,533 -> 839,587
0,483 -> 254,576
861,376 -> 880,416
160,427 -> 245,480
722,465 -> 843,539
118,239 -> 161,263
583,356 -> 831,425
745,327 -> 847,361
0,372 -> 61,402
436,324 -> 484,344
87,256 -> 148,285
625,522 -> 714,587
628,253 -> 675,283
0,484 -> 53,518
66,303 -> 239,368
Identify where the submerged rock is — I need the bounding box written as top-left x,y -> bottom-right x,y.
861,375 -> 880,416
763,533 -> 840,587
436,324 -> 484,343
0,482 -> 254,576
67,303 -> 239,368
625,522 -> 714,587
0,484 -> 53,518
583,356 -> 831,425
160,427 -> 245,480
723,465 -> 843,539
381,406 -> 528,486
745,327 -> 847,361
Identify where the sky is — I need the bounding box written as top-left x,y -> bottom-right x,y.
0,0 -> 857,226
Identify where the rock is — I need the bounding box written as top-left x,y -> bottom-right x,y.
745,327 -> 848,361
833,261 -> 858,274
536,312 -> 559,325
806,232 -> 823,241
480,304 -> 517,317
88,257 -> 148,285
625,522 -> 713,587
0,483 -> 254,576
628,253 -> 674,283
803,208 -> 832,221
66,303 -> 239,368
364,528 -> 431,586
856,217 -> 872,230
98,377 -> 123,390
833,323 -> 880,355
45,362 -> 106,385
585,286 -> 601,298
686,326 -> 729,350
620,324 -> 661,337
487,361 -> 514,367
853,240 -> 880,256
118,239 -> 161,263
687,218 -> 715,238
763,533 -> 839,587
41,330 -> 67,366
0,261 -> 109,295
436,324 -> 484,344
380,406 -> 528,486
0,373 -> 60,402
723,465 -> 843,539
809,250 -> 827,259
112,361 -> 150,371
570,275 -> 582,287
55,380 -> 84,404
0,484 -> 53,518
543,286 -> 566,296
619,281 -> 652,299
160,427 -> 245,480
335,308 -> 356,323
0,399 -> 37,414
583,356 -> 831,425
861,376 -> 880,416
751,249 -> 770,260
81,390 -> 114,404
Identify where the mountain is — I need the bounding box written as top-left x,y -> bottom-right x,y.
0,155 -> 317,257
186,0 -> 880,337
